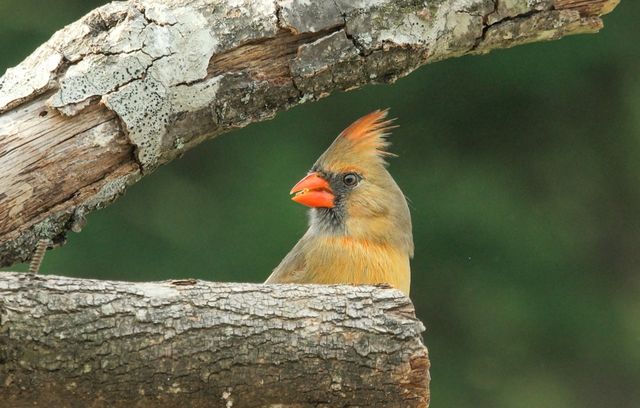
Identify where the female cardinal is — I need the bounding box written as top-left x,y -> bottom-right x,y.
265,110 -> 414,295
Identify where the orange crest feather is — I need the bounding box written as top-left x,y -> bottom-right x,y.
339,109 -> 395,156
316,109 -> 397,172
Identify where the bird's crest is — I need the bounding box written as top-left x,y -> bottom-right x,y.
316,109 -> 397,172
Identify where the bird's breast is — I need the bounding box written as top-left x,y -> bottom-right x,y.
302,235 -> 411,295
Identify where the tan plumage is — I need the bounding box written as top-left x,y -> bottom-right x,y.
266,110 -> 413,295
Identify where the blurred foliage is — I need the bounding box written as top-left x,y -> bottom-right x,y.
2,1 -> 639,407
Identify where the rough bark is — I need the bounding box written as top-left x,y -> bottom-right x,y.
0,272 -> 429,407
0,0 -> 620,266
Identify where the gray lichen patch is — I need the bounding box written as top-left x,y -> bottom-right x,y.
364,47 -> 430,84
346,8 -> 433,50
0,212 -> 73,267
155,76 -> 224,161
81,169 -> 142,211
291,30 -> 360,77
473,10 -> 602,54
290,30 -> 363,95
2,0 -> 271,172
487,0 -> 554,25
50,52 -> 153,108
276,0 -> 343,33
102,75 -> 171,169
54,2 -> 138,61
211,74 -> 300,128
341,0 -> 489,62
418,0 -> 488,61
49,0 -> 283,171
170,76 -> 223,113
50,3 -> 221,169
0,47 -> 63,113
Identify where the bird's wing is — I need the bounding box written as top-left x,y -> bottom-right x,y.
264,235 -> 309,284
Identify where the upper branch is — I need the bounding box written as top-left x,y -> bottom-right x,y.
0,0 -> 620,266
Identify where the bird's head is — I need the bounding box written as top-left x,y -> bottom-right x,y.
290,109 -> 413,251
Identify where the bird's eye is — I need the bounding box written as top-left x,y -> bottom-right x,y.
342,173 -> 359,187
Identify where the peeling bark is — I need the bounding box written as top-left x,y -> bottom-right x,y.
0,0 -> 620,266
0,273 -> 429,407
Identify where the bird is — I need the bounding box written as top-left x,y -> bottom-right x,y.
265,109 -> 414,295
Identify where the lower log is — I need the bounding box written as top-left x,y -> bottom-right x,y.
0,273 -> 429,407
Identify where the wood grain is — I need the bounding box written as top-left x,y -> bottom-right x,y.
0,95 -> 131,239
209,28 -> 343,83
555,0 -> 621,15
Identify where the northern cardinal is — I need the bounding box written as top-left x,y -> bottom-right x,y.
266,110 -> 413,295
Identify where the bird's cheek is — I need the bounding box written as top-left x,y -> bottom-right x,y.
346,193 -> 388,217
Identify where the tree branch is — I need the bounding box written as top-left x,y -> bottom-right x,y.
0,273 -> 429,407
0,0 -> 619,266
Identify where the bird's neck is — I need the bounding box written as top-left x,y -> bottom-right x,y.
308,207 -> 345,234
308,208 -> 404,250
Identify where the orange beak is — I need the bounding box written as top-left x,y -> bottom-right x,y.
290,172 -> 335,208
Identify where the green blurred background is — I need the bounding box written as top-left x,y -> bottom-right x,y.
2,1 -> 639,407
